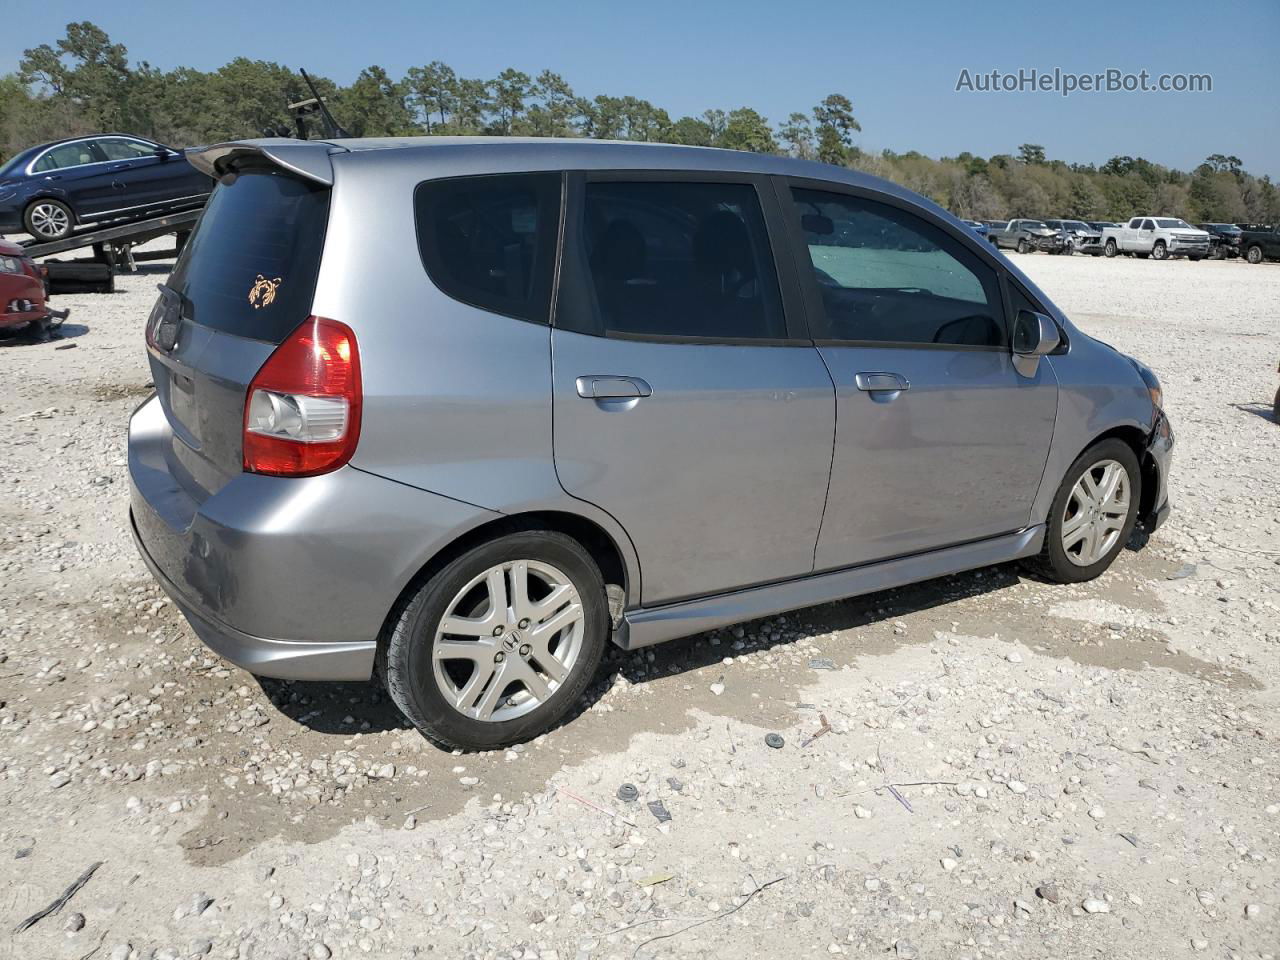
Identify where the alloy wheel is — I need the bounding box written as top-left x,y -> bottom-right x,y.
29,202 -> 70,239
431,559 -> 585,722
1060,459 -> 1130,567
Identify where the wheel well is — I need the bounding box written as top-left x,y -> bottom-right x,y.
1083,425 -> 1158,521
377,511 -> 630,652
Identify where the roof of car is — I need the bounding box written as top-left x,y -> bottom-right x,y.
191,135 -> 931,208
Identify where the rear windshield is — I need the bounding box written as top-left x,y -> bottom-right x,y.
169,168 -> 329,343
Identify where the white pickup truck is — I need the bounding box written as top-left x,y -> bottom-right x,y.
1102,217 -> 1210,260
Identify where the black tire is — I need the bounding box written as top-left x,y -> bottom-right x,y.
1246,244 -> 1264,265
23,199 -> 74,241
1209,246 -> 1224,260
1028,438 -> 1142,584
1103,239 -> 1117,258
381,529 -> 609,750
1017,238 -> 1031,254
1151,241 -> 1168,261
1188,256 -> 1203,262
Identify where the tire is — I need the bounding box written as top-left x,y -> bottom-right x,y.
1151,241 -> 1168,261
1104,239 -> 1117,258
23,199 -> 74,241
1209,246 -> 1224,260
1062,242 -> 1074,256
1017,238 -> 1031,254
1246,244 -> 1264,264
381,529 -> 609,750
1188,256 -> 1203,262
1028,439 -> 1142,584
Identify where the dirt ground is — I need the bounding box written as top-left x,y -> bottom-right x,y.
1,250 -> 1277,960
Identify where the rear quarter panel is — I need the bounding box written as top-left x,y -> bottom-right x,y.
314,150 -> 643,601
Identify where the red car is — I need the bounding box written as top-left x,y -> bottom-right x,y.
0,238 -> 64,337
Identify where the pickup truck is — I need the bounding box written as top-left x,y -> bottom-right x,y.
991,218 -> 1067,254
1044,218 -> 1104,256
1101,217 -> 1210,260
1238,224 -> 1280,264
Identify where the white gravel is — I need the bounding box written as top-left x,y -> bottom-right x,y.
1,251 -> 1278,959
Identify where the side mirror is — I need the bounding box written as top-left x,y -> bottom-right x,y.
1011,309 -> 1061,378
154,147 -> 171,160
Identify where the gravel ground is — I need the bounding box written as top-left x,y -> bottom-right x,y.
1,251 -> 1278,960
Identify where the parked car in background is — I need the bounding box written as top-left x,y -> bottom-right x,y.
0,134 -> 212,242
992,219 -> 1067,254
1043,219 -> 1104,256
0,237 -> 63,338
961,219 -> 989,240
1088,221 -> 1121,232
128,136 -> 1173,748
1237,223 -> 1280,264
1102,218 -> 1209,260
1196,223 -> 1243,259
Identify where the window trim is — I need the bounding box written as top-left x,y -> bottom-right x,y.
774,175 -> 1010,353
551,169 -> 812,346
413,171 -> 564,326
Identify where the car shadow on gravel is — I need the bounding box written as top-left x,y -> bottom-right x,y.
1231,401 -> 1278,424
255,676 -> 412,735
0,321 -> 90,347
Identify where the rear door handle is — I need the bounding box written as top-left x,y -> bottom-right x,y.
854,372 -> 910,392
575,376 -> 652,399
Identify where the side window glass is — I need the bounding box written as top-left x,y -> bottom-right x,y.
414,173 -> 559,323
99,139 -> 158,161
791,187 -> 1004,347
1142,220 -> 1155,231
32,142 -> 97,172
578,180 -> 786,341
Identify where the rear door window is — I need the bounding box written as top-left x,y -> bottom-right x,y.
569,180 -> 787,341
168,168 -> 330,343
414,173 -> 560,323
32,141 -> 100,172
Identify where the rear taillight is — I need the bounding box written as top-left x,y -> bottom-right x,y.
243,316 -> 361,477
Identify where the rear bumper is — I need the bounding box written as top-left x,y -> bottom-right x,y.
128,395 -> 498,681
131,510 -> 378,680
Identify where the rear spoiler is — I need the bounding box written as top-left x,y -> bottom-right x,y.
185,139 -> 347,186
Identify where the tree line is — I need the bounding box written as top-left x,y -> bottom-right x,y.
2,22 -> 1275,226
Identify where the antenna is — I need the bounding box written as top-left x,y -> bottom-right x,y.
298,68 -> 352,139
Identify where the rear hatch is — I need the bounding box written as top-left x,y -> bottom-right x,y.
146,159 -> 330,501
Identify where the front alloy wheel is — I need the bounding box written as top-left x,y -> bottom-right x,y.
381,529 -> 608,749
1028,438 -> 1141,583
1151,241 -> 1168,261
1104,239 -> 1117,258
24,200 -> 73,241
1246,245 -> 1264,264
1060,460 -> 1131,567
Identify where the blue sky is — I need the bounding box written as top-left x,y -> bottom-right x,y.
5,0 -> 1279,176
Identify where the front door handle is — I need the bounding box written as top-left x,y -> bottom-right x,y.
854,372 -> 910,392
575,375 -> 653,399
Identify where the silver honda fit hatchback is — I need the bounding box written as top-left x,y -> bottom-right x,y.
128,137 -> 1173,749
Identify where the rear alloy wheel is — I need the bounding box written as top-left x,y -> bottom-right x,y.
1151,240 -> 1168,261
24,199 -> 73,241
1246,244 -> 1264,264
381,530 -> 608,749
1029,439 -> 1141,584
1104,239 -> 1117,258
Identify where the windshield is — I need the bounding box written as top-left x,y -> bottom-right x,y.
1155,218 -> 1193,229
1065,221 -> 1090,231
1028,221 -> 1049,230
